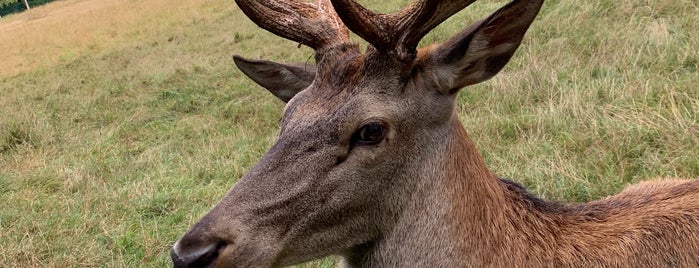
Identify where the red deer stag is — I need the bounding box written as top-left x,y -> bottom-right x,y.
171,0 -> 699,267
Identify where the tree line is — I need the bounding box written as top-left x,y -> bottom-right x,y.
1,0 -> 56,17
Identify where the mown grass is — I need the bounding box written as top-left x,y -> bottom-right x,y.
0,0 -> 697,266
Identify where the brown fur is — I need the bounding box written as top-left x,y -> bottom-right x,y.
439,121 -> 699,267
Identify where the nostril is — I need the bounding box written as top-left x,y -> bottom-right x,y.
171,240 -> 227,268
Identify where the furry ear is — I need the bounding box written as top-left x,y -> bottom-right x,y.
417,0 -> 544,94
233,55 -> 316,102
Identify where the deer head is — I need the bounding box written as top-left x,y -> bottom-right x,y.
171,0 -> 544,267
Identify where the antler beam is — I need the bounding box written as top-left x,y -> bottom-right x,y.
235,0 -> 349,51
330,0 -> 477,60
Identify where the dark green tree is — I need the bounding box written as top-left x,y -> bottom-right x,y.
0,0 -> 31,17
0,0 -> 18,9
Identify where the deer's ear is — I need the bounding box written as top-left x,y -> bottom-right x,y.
233,55 -> 316,102
417,0 -> 543,94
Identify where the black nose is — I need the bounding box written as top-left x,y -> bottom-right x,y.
171,242 -> 221,268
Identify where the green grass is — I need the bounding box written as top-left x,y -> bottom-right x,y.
0,0 -> 698,266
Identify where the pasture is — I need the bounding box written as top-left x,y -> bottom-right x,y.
0,0 -> 697,266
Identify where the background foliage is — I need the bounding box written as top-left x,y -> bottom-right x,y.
0,0 -> 55,16
0,0 -> 697,266
0,0 -> 17,9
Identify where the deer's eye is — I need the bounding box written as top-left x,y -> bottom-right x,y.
353,122 -> 386,146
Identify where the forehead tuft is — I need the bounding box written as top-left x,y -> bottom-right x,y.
316,52 -> 363,89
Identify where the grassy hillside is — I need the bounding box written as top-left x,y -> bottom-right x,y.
0,0 -> 697,266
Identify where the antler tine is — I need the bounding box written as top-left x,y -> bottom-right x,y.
235,0 -> 350,52
330,0 -> 477,61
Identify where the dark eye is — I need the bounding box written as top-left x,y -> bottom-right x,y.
353,122 -> 386,146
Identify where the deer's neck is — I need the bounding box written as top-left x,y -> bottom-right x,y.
342,119 -> 566,267
420,119 -> 539,266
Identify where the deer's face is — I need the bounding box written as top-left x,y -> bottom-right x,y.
172,51 -> 458,267
172,0 -> 543,266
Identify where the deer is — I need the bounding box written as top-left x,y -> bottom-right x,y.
171,0 -> 699,267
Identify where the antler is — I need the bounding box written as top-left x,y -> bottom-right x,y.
235,0 -> 350,51
236,0 -> 477,61
330,0 -> 477,61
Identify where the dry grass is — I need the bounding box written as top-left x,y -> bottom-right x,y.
0,0 -> 697,267
0,0 -> 237,78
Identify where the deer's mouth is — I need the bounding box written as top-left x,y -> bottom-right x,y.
171,240 -> 229,268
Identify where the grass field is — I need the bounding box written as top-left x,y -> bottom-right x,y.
0,0 -> 697,266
